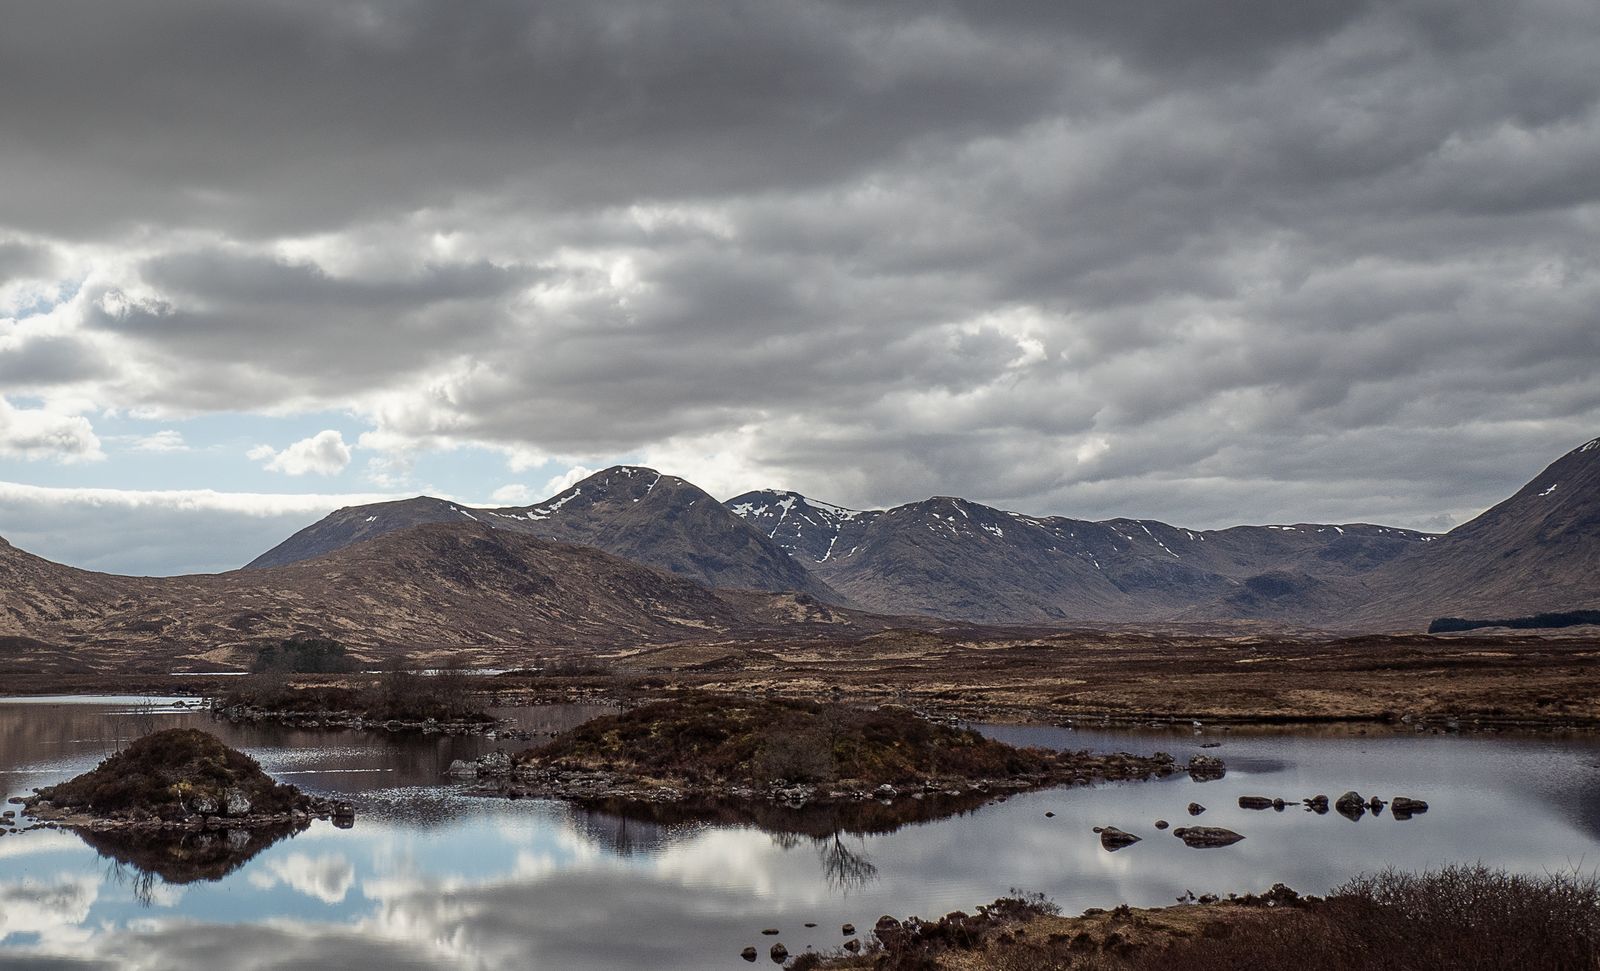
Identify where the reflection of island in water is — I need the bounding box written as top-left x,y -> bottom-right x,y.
73,823 -> 307,903
570,789 -> 999,893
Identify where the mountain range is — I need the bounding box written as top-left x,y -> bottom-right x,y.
2,437 -> 1597,660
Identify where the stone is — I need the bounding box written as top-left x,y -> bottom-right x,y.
1098,826 -> 1142,851
769,943 -> 788,963
1335,791 -> 1367,820
740,947 -> 758,962
1187,802 -> 1206,816
1238,795 -> 1274,810
1187,755 -> 1226,781
843,939 -> 861,953
841,923 -> 856,936
223,789 -> 251,817
445,760 -> 477,778
1171,826 -> 1246,848
1305,794 -> 1329,814
1391,797 -> 1430,820
761,928 -> 780,935
874,784 -> 898,800
1154,819 -> 1169,830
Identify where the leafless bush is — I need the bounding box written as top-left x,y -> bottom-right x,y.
751,727 -> 836,784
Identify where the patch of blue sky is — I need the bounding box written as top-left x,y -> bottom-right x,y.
0,406 -> 639,505
1,277 -> 82,320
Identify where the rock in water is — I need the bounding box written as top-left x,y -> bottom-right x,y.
1187,802 -> 1206,816
740,947 -> 758,962
1172,826 -> 1246,848
1391,796 -> 1430,820
1098,826 -> 1142,851
1238,795 -> 1274,810
1335,791 -> 1367,820
769,942 -> 788,962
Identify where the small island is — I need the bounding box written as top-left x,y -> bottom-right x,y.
455,693 -> 1201,808
20,728 -> 353,831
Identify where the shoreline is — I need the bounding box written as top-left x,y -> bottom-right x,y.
5,676 -> 1599,738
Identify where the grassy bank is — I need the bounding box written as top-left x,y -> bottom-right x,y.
813,865 -> 1600,970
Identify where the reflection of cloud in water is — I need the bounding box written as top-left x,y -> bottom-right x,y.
11,728 -> 1600,970
0,873 -> 99,952
248,853 -> 357,904
0,831 -> 82,860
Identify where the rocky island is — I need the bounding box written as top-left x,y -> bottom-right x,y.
19,728 -> 354,832
453,693 -> 1203,808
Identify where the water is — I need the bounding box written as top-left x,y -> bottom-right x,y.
3,699 -> 1600,969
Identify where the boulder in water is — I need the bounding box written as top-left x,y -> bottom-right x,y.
1172,826 -> 1245,848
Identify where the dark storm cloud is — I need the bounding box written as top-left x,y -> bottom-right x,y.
0,0 -> 1071,238
2,0 -> 1599,539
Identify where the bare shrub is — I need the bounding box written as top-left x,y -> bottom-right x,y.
751,727 -> 836,784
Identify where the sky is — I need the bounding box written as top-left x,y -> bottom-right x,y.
2,0 -> 1598,575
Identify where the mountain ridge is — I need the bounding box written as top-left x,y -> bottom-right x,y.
224,435 -> 1600,631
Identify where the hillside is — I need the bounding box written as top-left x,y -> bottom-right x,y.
727,492 -> 1432,625
0,522 -> 875,670
248,468 -> 840,602
1332,437 -> 1600,628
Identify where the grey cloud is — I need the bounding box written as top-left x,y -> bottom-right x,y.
0,240 -> 56,285
0,0 -> 1071,239
0,0 -> 1596,544
0,335 -> 111,387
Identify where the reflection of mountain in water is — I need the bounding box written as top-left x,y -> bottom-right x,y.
74,823 -> 307,901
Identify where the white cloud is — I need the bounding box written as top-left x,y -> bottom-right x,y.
128,428 -> 188,452
489,483 -> 533,504
541,465 -> 597,498
0,397 -> 102,462
251,429 -> 352,476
